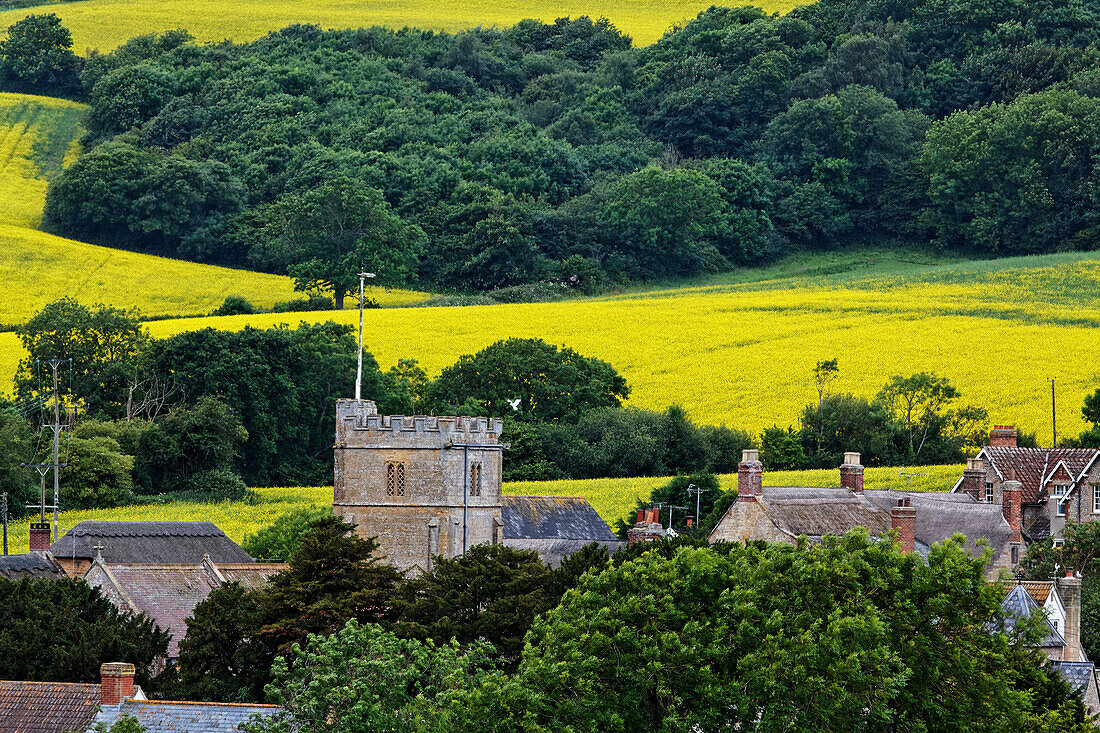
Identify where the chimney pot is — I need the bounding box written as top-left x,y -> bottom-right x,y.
990,425 -> 1018,448
686,517 -> 693,528
636,509 -> 645,524
840,452 -> 864,493
28,523 -> 51,552
741,449 -> 759,463
100,662 -> 136,706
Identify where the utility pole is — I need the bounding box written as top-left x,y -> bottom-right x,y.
355,272 -> 376,402
1049,377 -> 1057,448
899,471 -> 927,492
687,483 -> 710,530
21,358 -> 70,540
2,492 -> 7,555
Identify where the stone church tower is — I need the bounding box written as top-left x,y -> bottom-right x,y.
333,399 -> 504,574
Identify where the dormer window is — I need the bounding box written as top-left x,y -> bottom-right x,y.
386,462 -> 406,497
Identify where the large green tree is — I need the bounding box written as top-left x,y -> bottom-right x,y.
0,13 -> 81,95
424,338 -> 628,423
248,176 -> 424,308
458,535 -> 1091,731
0,578 -> 168,686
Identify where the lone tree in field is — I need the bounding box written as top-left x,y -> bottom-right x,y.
255,176 -> 424,308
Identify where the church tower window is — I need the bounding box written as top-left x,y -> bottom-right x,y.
470,462 -> 482,497
386,462 -> 406,497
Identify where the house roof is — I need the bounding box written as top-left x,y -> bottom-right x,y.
978,447 -> 1099,504
1051,661 -> 1097,696
0,680 -> 100,733
503,538 -> 622,568
0,553 -> 66,581
94,699 -> 280,732
1001,584 -> 1066,648
1026,516 -> 1051,542
85,559 -> 286,658
758,487 -> 889,537
50,522 -> 254,564
868,491 -> 1012,558
503,496 -> 618,542
1019,581 -> 1055,605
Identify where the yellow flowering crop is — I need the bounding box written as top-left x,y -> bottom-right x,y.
0,0 -> 802,55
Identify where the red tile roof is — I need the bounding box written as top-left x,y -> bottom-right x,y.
0,680 -> 99,733
981,447 -> 1099,504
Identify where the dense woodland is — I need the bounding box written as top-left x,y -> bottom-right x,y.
4,0 -> 1100,298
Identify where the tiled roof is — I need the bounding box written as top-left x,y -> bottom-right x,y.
85,561 -> 286,658
95,699 -> 280,732
981,447 -> 1099,504
50,522 -> 254,564
1051,661 -> 1096,695
1026,516 -> 1051,542
1001,585 -> 1065,648
0,680 -> 99,733
503,496 -> 618,542
1020,581 -> 1055,605
0,553 -> 66,580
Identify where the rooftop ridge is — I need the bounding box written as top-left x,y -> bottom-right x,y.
121,699 -> 281,708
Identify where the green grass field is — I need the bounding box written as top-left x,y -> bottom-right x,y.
0,0 -> 801,54
1,465 -> 964,553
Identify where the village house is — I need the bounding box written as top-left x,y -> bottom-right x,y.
83,553 -> 286,661
0,662 -> 279,733
707,450 -> 1024,577
951,425 -> 1100,542
333,399 -> 619,573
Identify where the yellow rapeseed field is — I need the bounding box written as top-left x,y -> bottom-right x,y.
0,93 -> 83,229
1,465 -> 964,552
0,0 -> 802,54
100,252 -> 1100,447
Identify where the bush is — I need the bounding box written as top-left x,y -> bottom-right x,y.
242,506 -> 330,561
271,295 -> 338,312
58,436 -> 133,509
172,468 -> 254,502
212,296 -> 256,316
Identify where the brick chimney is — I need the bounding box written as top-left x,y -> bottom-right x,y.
1002,473 -> 1023,545
961,458 -> 985,501
1058,573 -> 1083,662
840,452 -> 864,493
890,498 -> 916,553
990,425 -> 1018,448
737,449 -> 763,502
100,662 -> 136,705
28,522 -> 51,552
627,509 -> 665,546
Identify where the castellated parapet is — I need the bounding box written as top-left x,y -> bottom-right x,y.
333,399 -> 504,575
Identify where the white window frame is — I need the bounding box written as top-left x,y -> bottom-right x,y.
1054,484 -> 1068,517
1054,538 -> 1066,548
985,482 -> 994,503
1093,484 -> 1100,514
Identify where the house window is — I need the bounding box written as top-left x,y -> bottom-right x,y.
1054,484 -> 1068,517
985,482 -> 994,503
386,462 -> 406,497
1053,620 -> 1059,631
1093,484 -> 1100,514
469,462 -> 482,497
1011,546 -> 1019,564
1054,538 -> 1066,548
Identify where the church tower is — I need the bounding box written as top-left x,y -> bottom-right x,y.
333,399 -> 504,574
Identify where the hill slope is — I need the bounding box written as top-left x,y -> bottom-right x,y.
10,251 -> 1073,446
0,0 -> 800,53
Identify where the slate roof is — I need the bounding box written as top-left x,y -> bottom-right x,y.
85,559 -> 286,658
0,553 -> 66,580
503,496 -> 618,542
979,447 -> 1099,504
1026,516 -> 1051,542
0,680 -> 100,733
94,699 -> 280,732
503,538 -> 623,568
1001,584 -> 1066,648
1051,661 -> 1097,696
50,521 -> 254,564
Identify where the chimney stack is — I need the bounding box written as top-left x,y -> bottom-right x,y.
990,425 -> 1018,448
961,458 -> 985,501
1002,473 -> 1023,545
627,508 -> 666,546
840,452 -> 864,493
737,449 -> 763,502
28,522 -> 51,552
1058,574 -> 1083,662
890,498 -> 916,553
100,662 -> 136,706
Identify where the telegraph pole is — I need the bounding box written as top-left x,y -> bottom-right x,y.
687,483 -> 710,530
1049,377 -> 1057,448
2,492 -> 7,555
355,272 -> 376,402
21,359 -> 70,541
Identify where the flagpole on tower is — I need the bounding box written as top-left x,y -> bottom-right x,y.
356,271 -> 376,402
